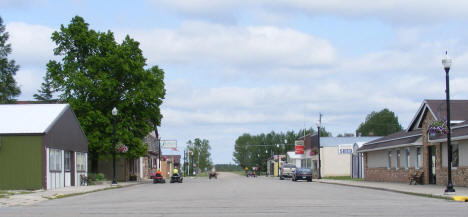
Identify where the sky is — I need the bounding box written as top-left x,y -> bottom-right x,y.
2,0 -> 468,163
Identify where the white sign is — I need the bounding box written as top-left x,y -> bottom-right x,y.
161,140 -> 177,149
338,145 -> 353,155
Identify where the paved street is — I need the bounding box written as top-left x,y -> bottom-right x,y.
1,173 -> 468,217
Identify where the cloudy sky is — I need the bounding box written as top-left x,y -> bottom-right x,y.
2,0 -> 468,163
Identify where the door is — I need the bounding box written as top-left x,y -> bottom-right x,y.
64,151 -> 71,187
428,146 -> 436,184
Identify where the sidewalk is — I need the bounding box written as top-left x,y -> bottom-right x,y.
316,179 -> 468,201
0,181 -> 146,207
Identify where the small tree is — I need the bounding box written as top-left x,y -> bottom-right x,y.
356,108 -> 403,136
0,16 -> 21,103
33,71 -> 55,102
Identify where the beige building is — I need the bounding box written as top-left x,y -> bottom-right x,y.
288,135 -> 378,177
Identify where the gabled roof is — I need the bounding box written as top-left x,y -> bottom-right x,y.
0,104 -> 69,135
299,133 -> 380,149
357,130 -> 422,152
407,100 -> 468,131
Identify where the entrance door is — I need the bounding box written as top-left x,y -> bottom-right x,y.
428,146 -> 436,184
64,151 -> 71,187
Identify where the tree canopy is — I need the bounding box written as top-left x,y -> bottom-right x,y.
356,108 -> 403,136
47,16 -> 166,172
186,138 -> 212,174
0,16 -> 21,103
33,71 -> 55,102
232,127 -> 331,171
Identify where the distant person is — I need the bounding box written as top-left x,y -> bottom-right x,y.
211,166 -> 216,174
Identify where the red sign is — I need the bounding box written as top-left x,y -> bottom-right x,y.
295,145 -> 304,154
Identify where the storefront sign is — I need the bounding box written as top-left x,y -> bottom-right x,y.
338,145 -> 353,155
161,140 -> 177,149
295,140 -> 304,154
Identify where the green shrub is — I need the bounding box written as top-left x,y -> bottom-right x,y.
88,173 -> 107,181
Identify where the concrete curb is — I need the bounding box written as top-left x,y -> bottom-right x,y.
43,182 -> 141,200
315,180 -> 466,202
0,181 -> 147,207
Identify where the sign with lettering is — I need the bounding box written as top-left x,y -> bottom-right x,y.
161,140 -> 177,149
338,145 -> 353,155
295,140 -> 304,154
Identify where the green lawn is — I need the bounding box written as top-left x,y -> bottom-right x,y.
323,176 -> 363,181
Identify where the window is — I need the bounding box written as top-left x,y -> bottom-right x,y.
76,152 -> 86,172
387,151 -> 392,169
452,144 -> 459,168
405,148 -> 410,169
64,152 -> 71,172
416,147 -> 422,169
49,149 -> 62,171
396,150 -> 400,169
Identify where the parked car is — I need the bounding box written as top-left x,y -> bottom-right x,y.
280,163 -> 296,180
292,168 -> 312,182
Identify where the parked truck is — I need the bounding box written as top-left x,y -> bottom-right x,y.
279,163 -> 296,180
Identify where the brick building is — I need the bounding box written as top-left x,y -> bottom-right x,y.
358,100 -> 468,186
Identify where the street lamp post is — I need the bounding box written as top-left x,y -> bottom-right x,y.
317,122 -> 322,179
112,107 -> 118,185
442,52 -> 455,193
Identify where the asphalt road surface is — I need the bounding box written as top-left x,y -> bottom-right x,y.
1,172 -> 468,217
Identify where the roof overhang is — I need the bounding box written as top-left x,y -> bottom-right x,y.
0,133 -> 45,136
407,100 -> 438,132
357,142 -> 422,153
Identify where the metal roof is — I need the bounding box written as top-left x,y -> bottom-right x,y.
0,104 -> 69,135
319,137 -> 380,147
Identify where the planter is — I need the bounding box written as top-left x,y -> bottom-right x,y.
129,175 -> 137,181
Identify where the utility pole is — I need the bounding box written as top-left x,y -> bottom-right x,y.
317,113 -> 322,179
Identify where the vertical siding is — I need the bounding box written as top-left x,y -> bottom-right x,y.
0,136 -> 43,190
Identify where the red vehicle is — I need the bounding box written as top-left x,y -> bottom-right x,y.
151,172 -> 166,184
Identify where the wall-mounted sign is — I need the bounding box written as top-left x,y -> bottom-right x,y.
295,140 -> 304,154
338,145 -> 353,155
161,140 -> 177,149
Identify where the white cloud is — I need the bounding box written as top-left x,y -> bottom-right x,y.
14,68 -> 43,99
121,21 -> 335,69
6,22 -> 55,67
0,0 -> 48,9
149,0 -> 468,24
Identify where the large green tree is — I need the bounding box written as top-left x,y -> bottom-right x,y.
356,108 -> 403,136
47,16 -> 165,172
187,138 -> 212,173
0,16 -> 21,103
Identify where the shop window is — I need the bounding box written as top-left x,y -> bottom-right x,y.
64,152 -> 71,172
49,149 -> 62,172
396,150 -> 400,169
76,152 -> 86,172
452,144 -> 459,168
387,151 -> 392,169
416,147 -> 422,169
405,148 -> 410,169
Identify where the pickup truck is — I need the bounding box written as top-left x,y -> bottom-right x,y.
279,163 -> 296,180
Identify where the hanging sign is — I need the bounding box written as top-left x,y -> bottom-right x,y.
295,140 -> 304,154
161,140 -> 177,149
